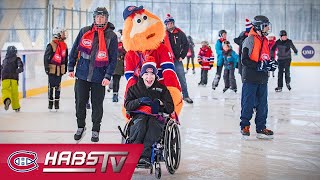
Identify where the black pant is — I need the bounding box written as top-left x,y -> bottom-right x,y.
48,75 -> 62,100
186,57 -> 195,70
200,69 -> 208,84
112,75 -> 121,93
238,59 -> 242,76
75,79 -> 105,132
212,65 -> 223,87
223,68 -> 237,89
128,114 -> 164,158
277,59 -> 291,87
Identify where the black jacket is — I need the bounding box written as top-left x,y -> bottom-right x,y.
234,31 -> 249,73
1,54 -> 24,81
113,42 -> 125,76
125,78 -> 174,115
44,39 -> 68,76
271,39 -> 297,60
167,28 -> 189,60
68,22 -> 118,83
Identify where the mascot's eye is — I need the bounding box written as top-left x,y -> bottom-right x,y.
143,16 -> 147,20
137,19 -> 141,23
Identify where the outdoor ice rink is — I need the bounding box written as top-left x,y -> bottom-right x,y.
0,66 -> 319,179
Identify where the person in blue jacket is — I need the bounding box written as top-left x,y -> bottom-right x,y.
68,7 -> 118,142
212,29 -> 227,90
221,41 -> 238,93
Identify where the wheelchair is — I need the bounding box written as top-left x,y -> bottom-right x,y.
118,113 -> 181,179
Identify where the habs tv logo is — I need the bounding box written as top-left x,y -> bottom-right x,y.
43,151 -> 128,173
7,150 -> 39,173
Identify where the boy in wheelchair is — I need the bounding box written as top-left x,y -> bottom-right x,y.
124,59 -> 174,165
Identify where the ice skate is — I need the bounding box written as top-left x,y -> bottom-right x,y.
241,126 -> 250,140
223,87 -> 229,93
275,87 -> 282,92
48,100 -> 54,110
74,127 -> 86,141
286,83 -> 291,91
91,131 -> 100,142
54,99 -> 59,110
256,129 -> 274,139
4,98 -> 11,111
112,93 -> 119,102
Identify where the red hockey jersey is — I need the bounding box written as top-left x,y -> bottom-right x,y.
124,43 -> 181,92
198,46 -> 214,70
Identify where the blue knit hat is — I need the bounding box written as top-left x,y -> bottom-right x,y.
123,5 -> 144,20
140,61 -> 158,77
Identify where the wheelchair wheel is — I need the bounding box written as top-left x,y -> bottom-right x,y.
120,121 -> 131,144
164,120 -> 181,174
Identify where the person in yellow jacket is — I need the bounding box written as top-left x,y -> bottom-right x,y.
1,46 -> 24,112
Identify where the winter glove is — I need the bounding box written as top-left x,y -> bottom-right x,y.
267,60 -> 278,71
16,67 -> 23,73
138,97 -> 152,106
151,99 -> 160,114
256,60 -> 269,72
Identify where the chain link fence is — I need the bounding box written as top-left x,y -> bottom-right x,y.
0,6 -> 93,50
109,0 -> 319,44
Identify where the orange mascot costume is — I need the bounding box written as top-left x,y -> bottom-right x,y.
122,5 -> 183,118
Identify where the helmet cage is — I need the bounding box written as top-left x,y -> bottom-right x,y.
93,8 -> 109,28
253,21 -> 272,36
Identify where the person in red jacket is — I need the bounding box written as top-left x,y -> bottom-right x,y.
197,41 -> 214,86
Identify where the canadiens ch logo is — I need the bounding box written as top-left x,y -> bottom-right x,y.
82,39 -> 92,46
7,150 -> 39,173
261,53 -> 270,61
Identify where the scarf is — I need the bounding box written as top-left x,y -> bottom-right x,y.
78,25 -> 109,67
248,28 -> 271,62
51,40 -> 67,65
219,38 -> 226,43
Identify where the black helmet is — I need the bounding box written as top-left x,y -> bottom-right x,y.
252,15 -> 271,36
6,46 -> 17,55
218,30 -> 227,37
279,30 -> 287,36
93,7 -> 109,28
93,7 -> 109,18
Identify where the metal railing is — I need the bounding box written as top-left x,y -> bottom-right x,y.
0,0 -> 319,50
